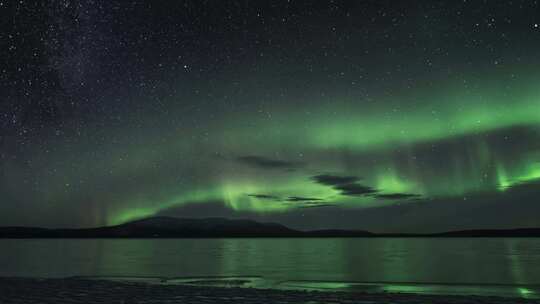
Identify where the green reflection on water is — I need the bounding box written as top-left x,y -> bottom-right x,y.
518,287 -> 535,298
383,285 -> 426,293
3,238 -> 540,299
218,239 -> 349,282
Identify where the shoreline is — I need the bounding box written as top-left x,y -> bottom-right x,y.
0,277 -> 537,304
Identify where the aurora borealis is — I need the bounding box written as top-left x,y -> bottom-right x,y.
2,1 -> 540,232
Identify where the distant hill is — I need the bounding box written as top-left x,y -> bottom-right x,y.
434,228 -> 540,237
0,217 -> 305,238
0,216 -> 539,238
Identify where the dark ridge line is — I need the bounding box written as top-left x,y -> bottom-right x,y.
1,216 -> 540,238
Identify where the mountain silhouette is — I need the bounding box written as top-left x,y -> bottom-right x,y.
1,216 -> 539,238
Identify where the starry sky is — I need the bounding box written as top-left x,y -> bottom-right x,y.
2,1 -> 540,233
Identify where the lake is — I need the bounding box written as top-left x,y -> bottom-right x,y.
1,238 -> 539,298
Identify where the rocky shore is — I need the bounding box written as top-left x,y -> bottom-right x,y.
0,277 -> 537,304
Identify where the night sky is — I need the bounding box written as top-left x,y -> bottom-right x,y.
2,1 -> 540,232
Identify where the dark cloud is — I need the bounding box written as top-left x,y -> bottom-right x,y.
249,194 -> 327,202
311,174 -> 359,186
335,183 -> 378,196
298,204 -> 336,209
236,155 -> 303,170
286,196 -> 323,202
374,193 -> 422,200
247,194 -> 280,200
311,174 -> 378,197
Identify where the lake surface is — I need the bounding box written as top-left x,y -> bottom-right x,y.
1,238 -> 539,298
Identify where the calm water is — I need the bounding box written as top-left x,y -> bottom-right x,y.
1,238 -> 539,298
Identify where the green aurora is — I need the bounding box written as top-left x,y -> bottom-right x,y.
3,0 -> 540,232
108,77 -> 540,226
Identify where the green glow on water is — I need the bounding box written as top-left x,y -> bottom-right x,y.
287,281 -> 351,290
518,287 -> 535,298
383,285 -> 427,294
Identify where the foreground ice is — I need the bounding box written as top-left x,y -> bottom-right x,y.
0,277 -> 538,304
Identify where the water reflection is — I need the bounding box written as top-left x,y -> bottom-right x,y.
0,238 -> 539,298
